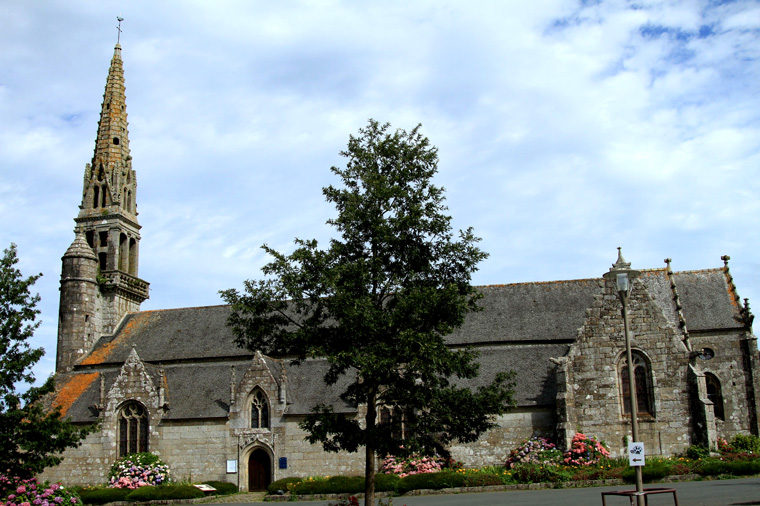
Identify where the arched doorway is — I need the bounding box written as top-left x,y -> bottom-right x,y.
248,448 -> 271,491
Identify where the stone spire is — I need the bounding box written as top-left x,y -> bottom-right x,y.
80,44 -> 137,220
57,42 -> 149,373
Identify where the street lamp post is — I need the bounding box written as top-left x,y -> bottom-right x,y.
603,247 -> 644,506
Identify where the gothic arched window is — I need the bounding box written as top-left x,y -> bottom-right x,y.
118,401 -> 149,457
619,351 -> 654,417
705,373 -> 725,421
251,389 -> 270,429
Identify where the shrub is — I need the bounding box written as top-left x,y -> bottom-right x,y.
505,437 -> 561,468
684,444 -> 710,460
108,453 -> 170,489
728,434 -> 760,454
74,486 -> 130,504
374,473 -> 401,492
268,477 -> 302,495
124,484 -> 204,501
460,472 -> 504,487
621,460 -> 671,483
202,481 -> 237,495
563,433 -> 610,466
510,462 -> 571,484
291,476 -> 364,495
697,458 -> 760,477
396,472 -> 464,494
0,477 -> 83,506
380,454 -> 443,477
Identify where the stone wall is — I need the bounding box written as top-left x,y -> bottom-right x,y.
157,420 -> 236,483
450,407 -> 555,468
561,276 -> 693,457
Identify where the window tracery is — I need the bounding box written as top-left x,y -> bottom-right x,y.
118,401 -> 148,457
251,389 -> 270,429
619,351 -> 654,417
705,373 -> 724,421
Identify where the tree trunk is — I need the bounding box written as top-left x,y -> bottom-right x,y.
365,393 -> 377,506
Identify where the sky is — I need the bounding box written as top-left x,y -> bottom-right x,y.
1,0 -> 759,384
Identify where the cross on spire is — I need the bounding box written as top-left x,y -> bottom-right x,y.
117,16 -> 124,44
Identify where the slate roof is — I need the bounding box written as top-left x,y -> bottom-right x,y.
56,266 -> 746,423
673,269 -> 744,331
446,279 -> 601,345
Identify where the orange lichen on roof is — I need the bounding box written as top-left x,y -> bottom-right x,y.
81,312 -> 158,365
53,372 -> 99,416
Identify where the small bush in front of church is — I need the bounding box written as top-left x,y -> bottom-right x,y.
505,436 -> 562,468
0,476 -> 83,506
123,484 -> 204,501
108,453 -> 170,489
562,433 -> 610,466
290,475 -> 364,495
723,434 -> 760,455
510,462 -> 572,484
380,454 -> 444,477
73,486 -> 130,504
267,477 -> 302,495
621,460 -> 672,483
201,481 -> 238,495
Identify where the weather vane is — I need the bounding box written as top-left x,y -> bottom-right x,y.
117,16 -> 124,44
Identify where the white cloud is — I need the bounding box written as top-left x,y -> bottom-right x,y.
0,0 -> 758,384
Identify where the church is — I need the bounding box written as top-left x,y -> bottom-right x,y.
42,43 -> 760,491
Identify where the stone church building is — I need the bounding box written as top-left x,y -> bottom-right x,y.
43,44 -> 760,490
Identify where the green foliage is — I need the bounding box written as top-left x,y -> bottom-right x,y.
0,244 -> 97,478
697,458 -> 760,476
510,462 -> 572,484
621,460 -> 672,483
75,486 -> 131,504
458,472 -> 504,487
124,484 -> 205,501
268,477 -> 302,495
374,473 -> 401,492
202,480 -> 237,495
291,475 -> 365,495
684,444 -> 710,460
728,434 -> 760,454
221,121 -> 515,503
396,471 -> 466,494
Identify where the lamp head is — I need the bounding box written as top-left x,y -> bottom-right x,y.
603,247 -> 640,298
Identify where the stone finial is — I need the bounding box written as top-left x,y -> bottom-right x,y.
664,258 -> 672,271
612,247 -> 631,270
721,255 -> 730,268
743,298 -> 755,328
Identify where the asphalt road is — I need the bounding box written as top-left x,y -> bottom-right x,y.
211,477 -> 760,506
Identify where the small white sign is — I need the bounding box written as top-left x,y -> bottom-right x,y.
193,484 -> 217,492
226,459 -> 238,473
628,442 -> 645,466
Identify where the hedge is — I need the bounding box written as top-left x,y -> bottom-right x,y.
124,484 -> 205,501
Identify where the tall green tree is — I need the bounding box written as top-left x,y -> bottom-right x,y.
0,244 -> 95,478
221,120 -> 514,505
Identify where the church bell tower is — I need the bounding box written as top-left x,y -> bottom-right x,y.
57,42 -> 149,373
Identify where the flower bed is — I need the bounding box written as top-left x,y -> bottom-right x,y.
108,453 -> 169,489
0,477 -> 82,506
